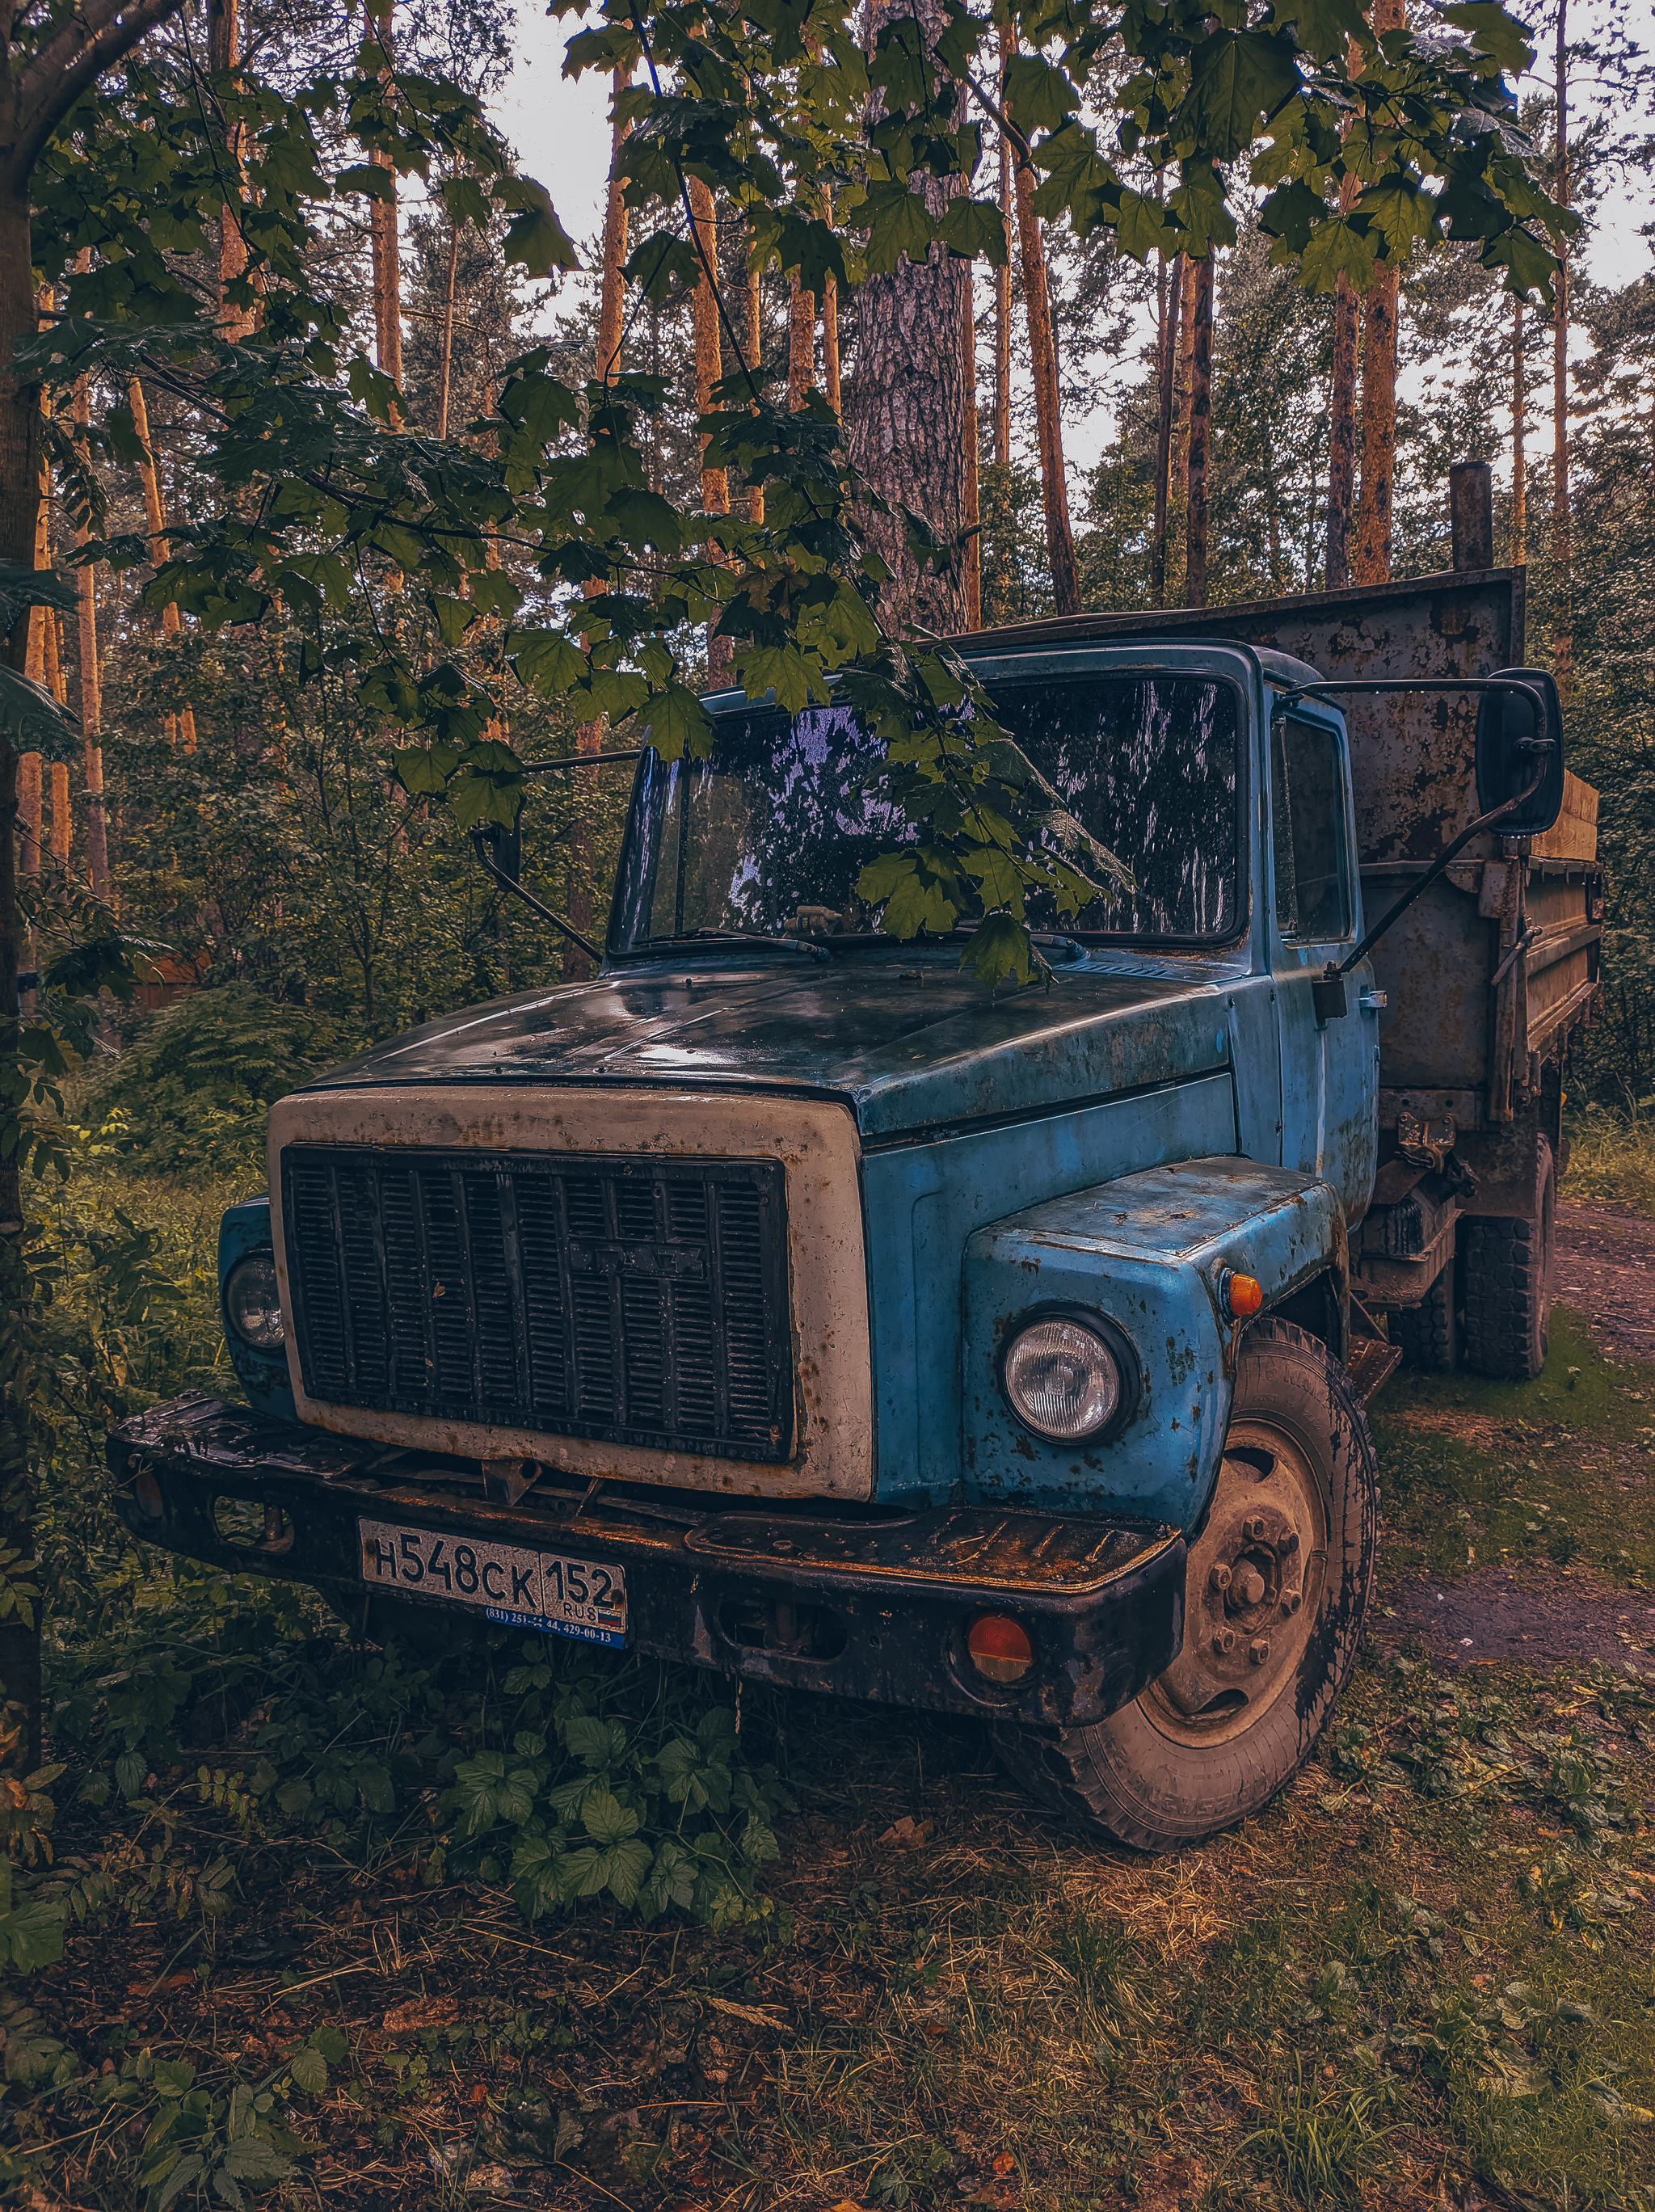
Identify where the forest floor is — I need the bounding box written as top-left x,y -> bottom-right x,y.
21,1200 -> 1655,2212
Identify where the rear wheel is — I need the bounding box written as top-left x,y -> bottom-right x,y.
990,1320 -> 1378,1852
1463,1139 -> 1556,1381
1393,1253 -> 1458,1372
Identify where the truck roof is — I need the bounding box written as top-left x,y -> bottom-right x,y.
958,623 -> 1323,692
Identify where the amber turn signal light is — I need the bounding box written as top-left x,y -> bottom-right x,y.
966,1614 -> 1034,1684
1222,1270 -> 1265,1318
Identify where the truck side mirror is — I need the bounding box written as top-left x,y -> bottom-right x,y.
1475,668 -> 1565,836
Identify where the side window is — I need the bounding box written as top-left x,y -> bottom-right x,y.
1271,717 -> 1352,942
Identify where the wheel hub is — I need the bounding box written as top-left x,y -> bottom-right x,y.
1148,1419 -> 1327,1743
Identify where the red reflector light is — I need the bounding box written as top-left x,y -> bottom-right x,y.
1225,1271 -> 1265,1318
133,1470 -> 164,1519
967,1615 -> 1034,1683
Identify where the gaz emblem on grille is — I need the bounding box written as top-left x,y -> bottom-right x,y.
566,1241 -> 707,1279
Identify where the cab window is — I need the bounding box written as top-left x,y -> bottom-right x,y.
1271,716 -> 1352,942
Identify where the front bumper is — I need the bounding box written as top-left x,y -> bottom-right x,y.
107,1397 -> 1185,1730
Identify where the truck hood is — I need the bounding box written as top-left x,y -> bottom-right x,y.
305,954 -> 1235,1141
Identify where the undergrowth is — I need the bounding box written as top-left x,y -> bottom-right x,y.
1564,1103 -> 1655,1217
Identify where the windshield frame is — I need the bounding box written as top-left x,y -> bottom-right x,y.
602,649 -> 1256,961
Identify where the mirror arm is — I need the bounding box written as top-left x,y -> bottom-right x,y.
1270,676 -> 1555,989
1332,751 -> 1552,982
470,830 -> 604,965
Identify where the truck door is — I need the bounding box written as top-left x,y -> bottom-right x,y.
1269,711 -> 1377,1220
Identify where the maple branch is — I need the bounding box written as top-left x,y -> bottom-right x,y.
11,0 -> 187,183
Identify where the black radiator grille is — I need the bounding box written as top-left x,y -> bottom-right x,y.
280,1146 -> 793,1461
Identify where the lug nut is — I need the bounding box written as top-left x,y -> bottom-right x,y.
1236,1567 -> 1265,1607
1279,1530 -> 1300,1556
1209,1563 -> 1232,1593
1243,1515 -> 1265,1541
1212,1628 -> 1236,1655
1281,1589 -> 1302,1616
1249,1637 -> 1270,1665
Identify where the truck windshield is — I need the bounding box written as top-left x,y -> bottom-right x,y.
609,672 -> 1243,952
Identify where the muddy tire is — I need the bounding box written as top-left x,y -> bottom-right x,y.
1392,1255 -> 1458,1372
1462,1140 -> 1555,1382
989,1320 -> 1379,1853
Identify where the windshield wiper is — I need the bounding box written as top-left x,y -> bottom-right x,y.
646,929 -> 831,961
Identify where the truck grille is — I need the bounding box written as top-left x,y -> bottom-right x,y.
280,1146 -> 794,1462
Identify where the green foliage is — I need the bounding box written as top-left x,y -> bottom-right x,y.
84,987 -> 352,1179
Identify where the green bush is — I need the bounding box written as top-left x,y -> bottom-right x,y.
86,985 -> 356,1179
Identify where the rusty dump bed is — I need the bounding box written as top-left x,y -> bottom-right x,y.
971,568 -> 1602,1164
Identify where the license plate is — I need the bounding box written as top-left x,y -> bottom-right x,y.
357,1519 -> 629,1648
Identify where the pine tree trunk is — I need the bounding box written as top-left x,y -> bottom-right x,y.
821,187 -> 840,417
1005,33 -> 1079,615
788,272 -> 815,410
993,65 -> 1011,471
1511,297 -> 1526,562
436,217 -> 460,440
1184,251 -> 1214,609
745,250 -> 763,525
72,373 -> 109,896
848,0 -> 971,637
1172,253 -> 1197,495
565,65 -> 633,983
129,374 -> 192,751
17,393 -> 48,881
1151,248 -> 1181,608
1324,32 -> 1366,593
1350,260 -> 1398,584
688,173 -> 732,680
1552,0 -> 1570,682
365,0 -> 402,401
208,0 -> 254,339
962,267 -> 980,630
0,171 -> 44,1766
1350,0 -> 1403,585
1325,269 -> 1358,589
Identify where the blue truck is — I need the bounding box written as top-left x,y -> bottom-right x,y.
109,476 -> 1602,1851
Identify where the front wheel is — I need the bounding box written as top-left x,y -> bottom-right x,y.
991,1320 -> 1378,1852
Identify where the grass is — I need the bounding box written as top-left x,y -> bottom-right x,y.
1369,1304 -> 1655,1589
1564,1106 -> 1655,1218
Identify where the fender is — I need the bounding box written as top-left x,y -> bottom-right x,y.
960,1157 -> 1348,1529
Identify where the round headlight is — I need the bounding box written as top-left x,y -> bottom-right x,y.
1002,1315 -> 1125,1443
225,1251 -> 285,1354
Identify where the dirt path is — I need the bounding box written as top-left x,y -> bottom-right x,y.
1556,1197 -> 1655,1362
1374,1565 -> 1655,1679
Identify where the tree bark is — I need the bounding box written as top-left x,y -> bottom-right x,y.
1151,249 -> 1182,608
436,215 -> 460,440
1324,27 -> 1367,591
0,0 -> 194,1773
17,363 -> 49,881
365,0 -> 403,398
1350,261 -> 1398,584
1172,251 -> 1197,497
788,271 -> 815,410
847,0 -> 971,637
1184,251 -> 1214,609
687,172 -> 732,680
1511,297 -> 1526,562
962,267 -> 980,629
993,74 -> 1011,470
208,0 -> 255,339
1004,31 -> 1079,615
821,187 -> 840,418
72,373 -> 108,896
1350,0 -> 1404,586
1552,0 -> 1570,682
129,374 -> 196,751
565,65 -> 633,982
